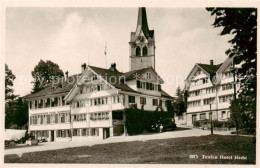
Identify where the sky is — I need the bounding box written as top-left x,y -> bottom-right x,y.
6,7 -> 233,97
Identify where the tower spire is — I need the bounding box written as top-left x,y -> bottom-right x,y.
129,7 -> 155,71
135,7 -> 151,38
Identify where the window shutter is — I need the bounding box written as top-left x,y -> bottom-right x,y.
149,83 -> 152,90
137,80 -> 141,88
158,85 -> 161,91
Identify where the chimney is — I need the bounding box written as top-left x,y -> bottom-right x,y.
110,63 -> 116,71
210,60 -> 214,65
81,63 -> 86,72
65,71 -> 69,80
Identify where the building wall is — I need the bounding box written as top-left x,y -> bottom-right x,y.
130,56 -> 155,71
183,64 -> 237,126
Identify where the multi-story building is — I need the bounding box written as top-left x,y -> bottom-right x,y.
176,57 -> 239,126
24,7 -> 173,142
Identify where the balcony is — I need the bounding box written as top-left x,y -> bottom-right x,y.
74,89 -> 117,100
29,105 -> 70,114
189,83 -> 212,91
29,122 -> 71,131
187,106 -> 202,113
89,119 -> 110,127
218,89 -> 234,97
89,104 -> 110,113
201,92 -> 216,99
72,121 -> 87,128
187,96 -> 201,102
71,107 -> 87,114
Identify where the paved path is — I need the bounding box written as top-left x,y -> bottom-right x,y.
5,128 -> 232,157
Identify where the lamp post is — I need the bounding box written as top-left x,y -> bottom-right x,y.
230,55 -> 239,135
210,103 -> 213,135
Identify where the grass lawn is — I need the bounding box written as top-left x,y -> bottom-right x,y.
5,135 -> 256,164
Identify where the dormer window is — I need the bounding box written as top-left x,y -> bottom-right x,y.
197,69 -> 201,75
92,75 -> 97,81
146,72 -> 151,79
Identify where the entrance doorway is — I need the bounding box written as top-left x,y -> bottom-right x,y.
103,128 -> 110,139
192,115 -> 197,123
51,131 -> 54,142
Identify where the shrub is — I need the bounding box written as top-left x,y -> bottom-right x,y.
193,120 -> 201,127
212,120 -> 223,128
125,105 -> 174,135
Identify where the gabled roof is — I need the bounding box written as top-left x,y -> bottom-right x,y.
161,89 -> 173,99
122,66 -> 164,83
23,74 -> 81,100
88,65 -> 138,93
24,65 -> 172,101
197,63 -> 223,75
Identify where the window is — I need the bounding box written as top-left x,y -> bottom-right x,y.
73,114 -> 86,122
221,111 -> 226,118
60,113 -> 65,123
92,75 -> 97,81
73,129 -> 80,136
97,85 -> 101,91
222,83 -> 233,90
202,78 -> 208,84
192,115 -> 197,122
91,128 -> 99,136
146,72 -> 151,79
55,114 -> 58,123
158,85 -> 161,91
203,98 -> 215,105
146,82 -> 150,90
47,115 -> 50,124
136,47 -> 141,56
140,97 -> 146,105
128,96 -> 135,103
81,129 -> 87,136
187,100 -> 201,108
200,113 -> 206,120
137,80 -> 141,88
143,46 -> 148,56
153,99 -> 158,106
142,82 -> 146,89
219,95 -> 233,103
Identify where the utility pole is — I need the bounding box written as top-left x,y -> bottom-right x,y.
210,103 -> 213,135
231,56 -> 239,135
104,42 -> 107,69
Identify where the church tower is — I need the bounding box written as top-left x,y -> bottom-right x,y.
129,7 -> 155,71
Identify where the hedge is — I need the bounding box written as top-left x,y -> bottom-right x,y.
125,104 -> 174,135
192,119 -> 235,129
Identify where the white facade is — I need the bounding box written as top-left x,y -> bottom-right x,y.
27,66 -> 171,142
181,58 -> 239,126
25,7 -> 172,142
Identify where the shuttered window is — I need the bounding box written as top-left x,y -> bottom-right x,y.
137,80 -> 141,88
140,97 -> 146,105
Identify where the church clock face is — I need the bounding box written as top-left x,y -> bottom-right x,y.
136,36 -> 145,43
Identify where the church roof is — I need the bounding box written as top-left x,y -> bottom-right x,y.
130,7 -> 154,42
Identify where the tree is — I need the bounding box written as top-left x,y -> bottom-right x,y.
15,97 -> 29,129
5,64 -> 17,102
174,87 -> 186,116
31,60 -> 64,93
207,8 -> 257,134
5,64 -> 18,128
